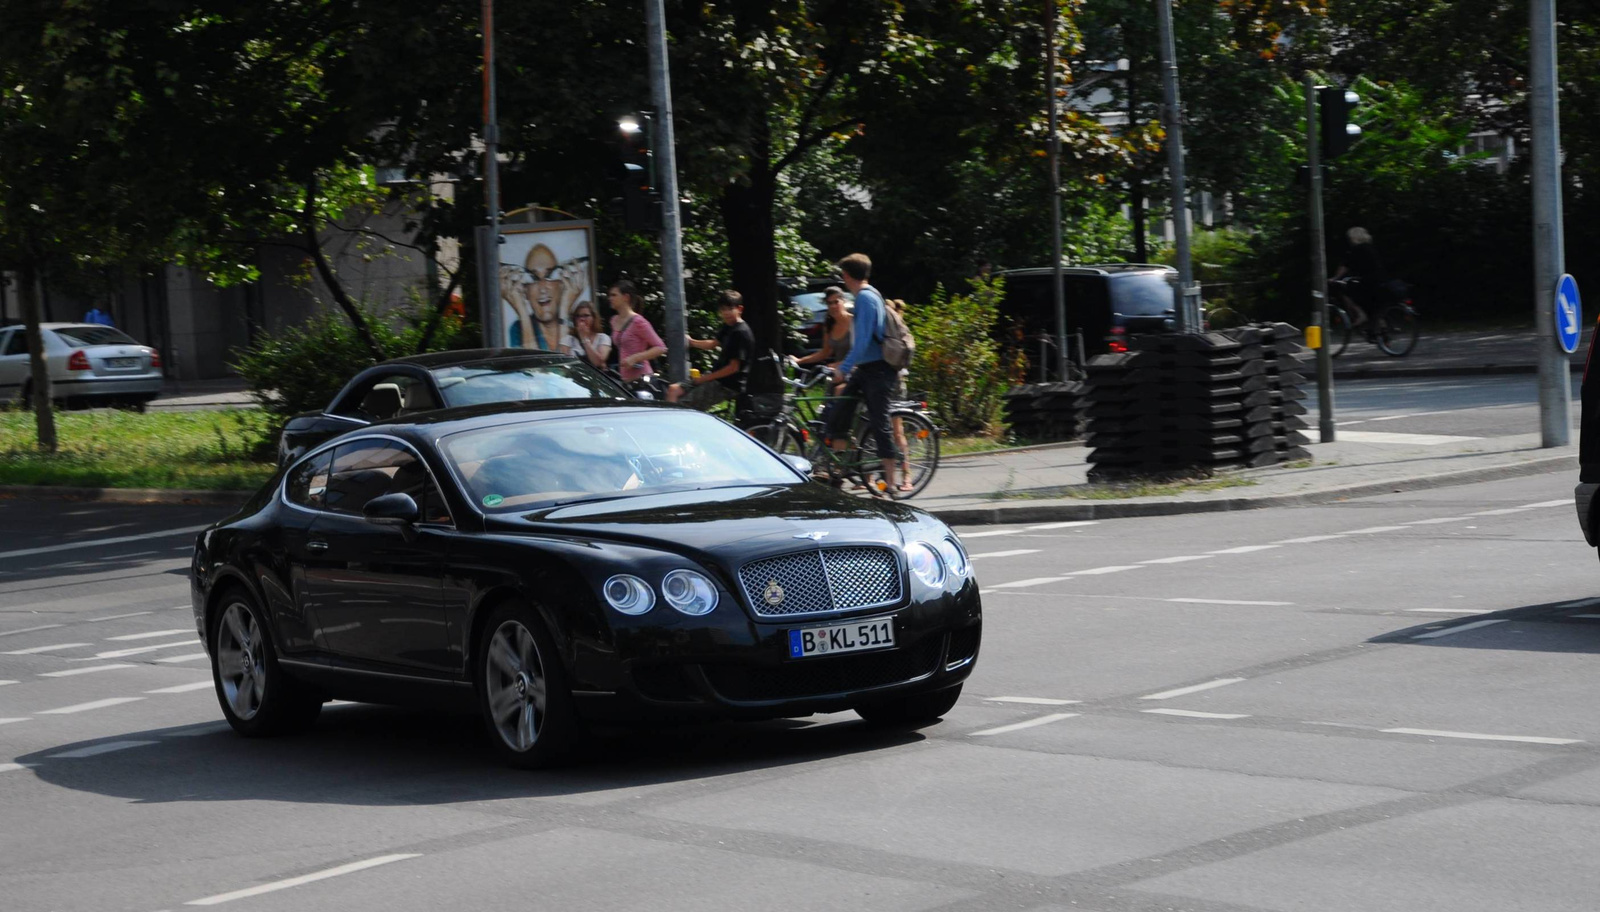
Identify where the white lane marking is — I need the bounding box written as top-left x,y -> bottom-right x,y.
1557,597 -> 1600,609
165,723 -> 230,737
156,653 -> 209,664
0,524 -> 208,561
1168,598 -> 1292,606
0,717 -> 29,725
1407,608 -> 1493,615
1274,534 -> 1346,544
37,697 -> 144,715
1140,555 -> 1214,564
1142,709 -> 1250,720
1381,728 -> 1582,746
39,663 -> 136,678
3,642 -> 90,655
1343,526 -> 1409,535
970,713 -> 1080,737
1208,545 -> 1280,554
0,763 -> 36,774
88,611 -> 155,622
1026,521 -> 1099,530
959,529 -> 1023,538
1522,499 -> 1571,509
985,696 -> 1081,706
969,549 -> 1042,560
1337,431 -> 1481,445
49,740 -> 158,759
1070,565 -> 1141,575
107,629 -> 193,641
986,576 -> 1069,590
1404,517 -> 1470,525
1469,508 -> 1532,516
0,680 -> 17,687
98,550 -> 159,560
1141,678 -> 1247,701
95,639 -> 198,659
0,624 -> 64,638
1573,614 -> 1600,619
1412,619 -> 1508,640
146,681 -> 214,694
184,853 -> 425,906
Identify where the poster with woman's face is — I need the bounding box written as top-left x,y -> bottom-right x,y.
497,221 -> 596,352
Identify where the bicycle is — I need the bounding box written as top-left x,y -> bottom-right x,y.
1327,278 -> 1420,358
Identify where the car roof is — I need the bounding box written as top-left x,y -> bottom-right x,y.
999,264 -> 1177,278
371,398 -> 680,438
379,348 -> 578,370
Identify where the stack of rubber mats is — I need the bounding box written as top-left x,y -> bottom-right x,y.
1002,381 -> 1086,441
1083,324 -> 1312,479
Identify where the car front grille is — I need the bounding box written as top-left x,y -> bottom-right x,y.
737,547 -> 902,617
702,635 -> 943,703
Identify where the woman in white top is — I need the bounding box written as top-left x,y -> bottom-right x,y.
563,299 -> 612,369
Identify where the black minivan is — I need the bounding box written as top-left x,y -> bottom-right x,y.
998,264 -> 1185,361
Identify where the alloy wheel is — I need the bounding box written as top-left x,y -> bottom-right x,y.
486,620 -> 548,753
216,601 -> 265,721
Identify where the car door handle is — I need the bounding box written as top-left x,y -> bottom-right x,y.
307,540 -> 329,552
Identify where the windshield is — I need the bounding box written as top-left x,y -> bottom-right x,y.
431,360 -> 626,408
444,410 -> 799,512
54,326 -> 137,347
1108,273 -> 1176,316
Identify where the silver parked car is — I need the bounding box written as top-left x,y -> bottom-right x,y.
0,323 -> 164,409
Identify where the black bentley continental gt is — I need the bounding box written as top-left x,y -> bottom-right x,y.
191,400 -> 982,767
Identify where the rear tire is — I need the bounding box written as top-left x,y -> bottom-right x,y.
749,422 -> 803,457
855,684 -> 962,727
210,587 -> 322,737
1329,307 -> 1352,358
1375,305 -> 1419,357
476,601 -> 579,769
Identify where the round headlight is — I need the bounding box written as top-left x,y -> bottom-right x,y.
662,569 -> 719,616
906,542 -> 945,588
936,538 -> 969,579
603,574 -> 655,615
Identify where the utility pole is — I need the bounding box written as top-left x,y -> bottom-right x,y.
645,0 -> 688,384
475,0 -> 504,349
1046,0 -> 1066,379
1305,73 -> 1335,443
1530,0 -> 1570,447
1155,0 -> 1200,332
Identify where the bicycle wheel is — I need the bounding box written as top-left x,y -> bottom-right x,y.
854,409 -> 940,499
1328,306 -> 1352,358
1374,305 -> 1419,357
748,422 -> 804,457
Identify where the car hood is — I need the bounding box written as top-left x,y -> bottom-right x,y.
481,484 -> 909,561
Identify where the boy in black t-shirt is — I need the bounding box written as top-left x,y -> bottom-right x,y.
667,290 -> 755,411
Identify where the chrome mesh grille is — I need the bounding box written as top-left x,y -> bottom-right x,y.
739,547 -> 901,617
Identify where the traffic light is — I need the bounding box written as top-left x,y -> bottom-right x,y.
610,113 -> 661,232
1317,86 -> 1362,160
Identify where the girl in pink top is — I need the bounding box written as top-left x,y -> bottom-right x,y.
607,280 -> 667,382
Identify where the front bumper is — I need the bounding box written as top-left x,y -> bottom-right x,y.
1577,482 -> 1598,546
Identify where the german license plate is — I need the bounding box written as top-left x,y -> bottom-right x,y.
788,616 -> 894,658
108,357 -> 138,368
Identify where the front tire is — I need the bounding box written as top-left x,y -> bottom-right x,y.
1375,305 -> 1419,357
477,602 -> 578,769
855,683 -> 962,727
210,588 -> 322,736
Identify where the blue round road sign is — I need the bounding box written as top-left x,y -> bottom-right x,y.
1556,274 -> 1582,354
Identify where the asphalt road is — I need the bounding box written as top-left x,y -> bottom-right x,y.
3,471 -> 1599,912
1322,373 -> 1581,440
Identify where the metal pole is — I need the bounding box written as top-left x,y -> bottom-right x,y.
1046,0 -> 1067,380
1306,73 -> 1335,443
1531,0 -> 1570,447
646,0 -> 688,384
1155,0 -> 1199,332
478,0 -> 504,349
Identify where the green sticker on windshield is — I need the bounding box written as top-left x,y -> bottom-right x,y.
482,494 -> 504,507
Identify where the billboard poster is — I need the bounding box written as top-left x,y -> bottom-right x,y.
496,220 -> 597,353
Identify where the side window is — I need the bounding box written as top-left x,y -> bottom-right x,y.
285,450 -> 332,511
331,373 -> 417,421
2,331 -> 27,357
323,439 -> 451,524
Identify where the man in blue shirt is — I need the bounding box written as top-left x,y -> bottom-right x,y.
826,252 -> 901,496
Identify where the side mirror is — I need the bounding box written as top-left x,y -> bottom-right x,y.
782,454 -> 813,476
634,389 -> 655,401
363,492 -> 419,526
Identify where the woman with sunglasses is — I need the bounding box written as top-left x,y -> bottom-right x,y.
562,299 -> 613,369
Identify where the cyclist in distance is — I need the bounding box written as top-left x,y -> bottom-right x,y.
1331,226 -> 1388,338
826,253 -> 901,496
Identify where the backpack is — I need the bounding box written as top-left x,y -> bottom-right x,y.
877,299 -> 915,369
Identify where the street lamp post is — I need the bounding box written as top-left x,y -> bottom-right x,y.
475,0 -> 504,350
644,0 -> 688,384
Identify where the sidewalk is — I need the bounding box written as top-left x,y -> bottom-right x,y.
147,377 -> 254,410
920,433 -> 1575,525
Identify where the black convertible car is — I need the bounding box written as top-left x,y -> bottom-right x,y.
276,349 -> 632,465
192,400 -> 982,767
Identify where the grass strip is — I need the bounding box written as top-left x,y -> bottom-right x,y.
0,408 -> 276,491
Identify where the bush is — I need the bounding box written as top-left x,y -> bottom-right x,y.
904,278 -> 1012,436
232,298 -> 476,426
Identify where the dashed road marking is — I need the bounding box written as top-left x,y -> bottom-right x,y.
1142,709 -> 1249,720
146,681 -> 214,694
1469,508 -> 1533,517
1140,555 -> 1214,564
0,680 -> 16,687
1168,598 -> 1292,606
1343,526 -> 1410,535
1208,545 -> 1280,555
97,550 -> 158,560
1411,619 -> 1508,639
985,696 -> 1081,706
0,624 -> 64,638
1026,521 -> 1099,531
985,576 -> 1069,590
37,697 -> 144,715
1071,565 -> 1141,575
969,549 -> 1041,560
40,663 -> 136,678
49,740 -> 158,759
184,853 -> 425,906
0,717 -> 29,725
1572,614 -> 1600,620
1522,499 -> 1571,509
0,525 -> 210,561
1274,535 -> 1345,544
970,713 -> 1080,737
960,529 -> 1024,539
87,611 -> 154,622
107,629 -> 193,641
1381,728 -> 1582,746
1403,517 -> 1470,525
1337,430 -> 1481,445
3,643 -> 89,656
1407,608 -> 1493,615
95,639 -> 198,659
0,763 -> 36,774
156,653 -> 209,664
1141,678 -> 1246,700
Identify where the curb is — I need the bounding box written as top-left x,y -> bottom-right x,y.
0,485 -> 252,507
927,453 -> 1576,525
